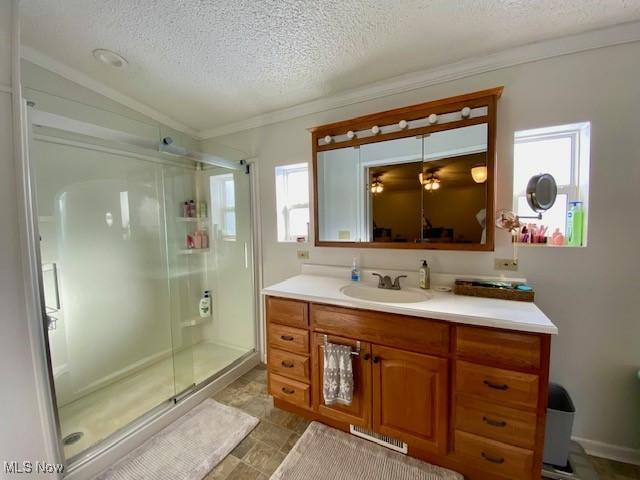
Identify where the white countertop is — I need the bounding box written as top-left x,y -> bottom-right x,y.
262,273 -> 557,335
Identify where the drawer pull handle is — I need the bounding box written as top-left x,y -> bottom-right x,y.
280,335 -> 294,341
483,416 -> 507,428
281,387 -> 295,395
281,360 -> 295,368
481,452 -> 505,464
483,380 -> 509,391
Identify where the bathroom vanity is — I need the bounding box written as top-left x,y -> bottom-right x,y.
263,269 -> 557,480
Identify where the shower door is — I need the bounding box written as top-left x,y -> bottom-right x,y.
33,136 -> 195,460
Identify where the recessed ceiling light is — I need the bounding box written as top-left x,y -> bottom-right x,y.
92,49 -> 128,68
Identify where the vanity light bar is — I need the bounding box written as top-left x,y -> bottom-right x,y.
318,106 -> 488,146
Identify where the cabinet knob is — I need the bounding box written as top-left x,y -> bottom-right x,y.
373,356 -> 380,364
363,353 -> 371,361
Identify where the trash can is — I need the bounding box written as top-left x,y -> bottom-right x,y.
543,383 -> 576,467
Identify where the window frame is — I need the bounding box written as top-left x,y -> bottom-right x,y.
275,163 -> 310,242
513,122 -> 590,243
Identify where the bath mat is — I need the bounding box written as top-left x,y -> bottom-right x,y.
96,399 -> 258,480
271,422 -> 463,480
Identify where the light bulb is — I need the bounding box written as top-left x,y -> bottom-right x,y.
371,125 -> 380,135
347,130 -> 355,140
428,114 -> 437,124
324,135 -> 332,144
461,107 -> 471,118
398,120 -> 408,129
432,181 -> 440,190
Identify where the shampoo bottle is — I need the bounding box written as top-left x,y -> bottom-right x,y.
199,290 -> 211,318
567,201 -> 584,246
419,260 -> 430,289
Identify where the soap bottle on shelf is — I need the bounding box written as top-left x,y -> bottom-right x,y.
182,201 -> 190,217
351,257 -> 361,282
419,260 -> 430,289
189,200 -> 196,218
199,290 -> 211,318
199,201 -> 207,219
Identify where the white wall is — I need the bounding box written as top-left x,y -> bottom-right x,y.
0,0 -> 53,474
207,42 -> 640,456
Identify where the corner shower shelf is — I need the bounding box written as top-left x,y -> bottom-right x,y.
176,217 -> 208,223
178,248 -> 210,255
181,317 -> 210,328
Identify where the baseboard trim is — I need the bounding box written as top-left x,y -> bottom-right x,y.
574,436 -> 640,466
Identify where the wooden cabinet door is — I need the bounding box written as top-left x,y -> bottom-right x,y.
372,345 -> 448,454
312,333 -> 372,428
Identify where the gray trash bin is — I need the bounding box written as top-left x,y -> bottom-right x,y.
543,383 -> 576,467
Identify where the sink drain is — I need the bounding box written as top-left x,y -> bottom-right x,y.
62,432 -> 84,446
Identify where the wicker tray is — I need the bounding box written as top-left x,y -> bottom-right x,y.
453,280 -> 534,302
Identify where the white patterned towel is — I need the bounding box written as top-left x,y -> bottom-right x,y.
323,343 -> 354,406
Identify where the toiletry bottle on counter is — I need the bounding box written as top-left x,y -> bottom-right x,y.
199,290 -> 211,318
419,260 -> 430,289
351,257 -> 361,282
567,201 -> 584,246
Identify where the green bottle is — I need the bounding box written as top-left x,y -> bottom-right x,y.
567,201 -> 584,246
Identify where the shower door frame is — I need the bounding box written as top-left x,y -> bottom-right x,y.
16,103 -> 264,479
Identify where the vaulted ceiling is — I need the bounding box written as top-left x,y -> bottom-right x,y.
21,0 -> 640,136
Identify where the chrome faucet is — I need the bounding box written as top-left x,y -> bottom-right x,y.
372,273 -> 408,290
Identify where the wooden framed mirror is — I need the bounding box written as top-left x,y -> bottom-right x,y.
310,87 -> 502,251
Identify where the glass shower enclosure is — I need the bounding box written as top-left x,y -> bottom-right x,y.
32,127 -> 256,461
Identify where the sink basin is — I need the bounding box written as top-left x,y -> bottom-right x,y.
340,284 -> 430,304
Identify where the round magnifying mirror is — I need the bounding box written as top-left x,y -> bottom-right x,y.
526,173 -> 557,212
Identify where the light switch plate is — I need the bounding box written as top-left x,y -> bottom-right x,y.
494,258 -> 518,271
297,250 -> 310,260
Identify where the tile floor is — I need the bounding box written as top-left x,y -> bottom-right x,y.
207,365 -> 309,480
207,365 -> 640,480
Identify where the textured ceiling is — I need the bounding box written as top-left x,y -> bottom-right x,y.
21,0 -> 640,134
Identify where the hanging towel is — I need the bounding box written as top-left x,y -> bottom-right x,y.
323,343 -> 354,406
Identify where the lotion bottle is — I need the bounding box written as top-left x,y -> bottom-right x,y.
199,290 -> 211,318
419,260 -> 430,289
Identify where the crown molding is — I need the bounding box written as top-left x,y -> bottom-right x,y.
20,45 -> 201,139
200,21 -> 640,139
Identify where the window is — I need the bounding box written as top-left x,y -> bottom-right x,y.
275,163 -> 310,242
211,173 -> 236,240
513,122 -> 590,244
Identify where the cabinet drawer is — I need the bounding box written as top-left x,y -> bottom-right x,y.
267,297 -> 309,328
268,323 -> 309,354
454,430 -> 534,480
456,361 -> 539,409
456,326 -> 542,370
455,395 -> 537,449
269,348 -> 310,383
311,304 -> 449,355
269,373 -> 311,409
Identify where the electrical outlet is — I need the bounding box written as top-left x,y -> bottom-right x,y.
494,258 -> 518,271
297,250 -> 310,260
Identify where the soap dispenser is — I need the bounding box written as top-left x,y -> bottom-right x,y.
199,290 -> 211,318
419,260 -> 430,289
351,257 -> 361,282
